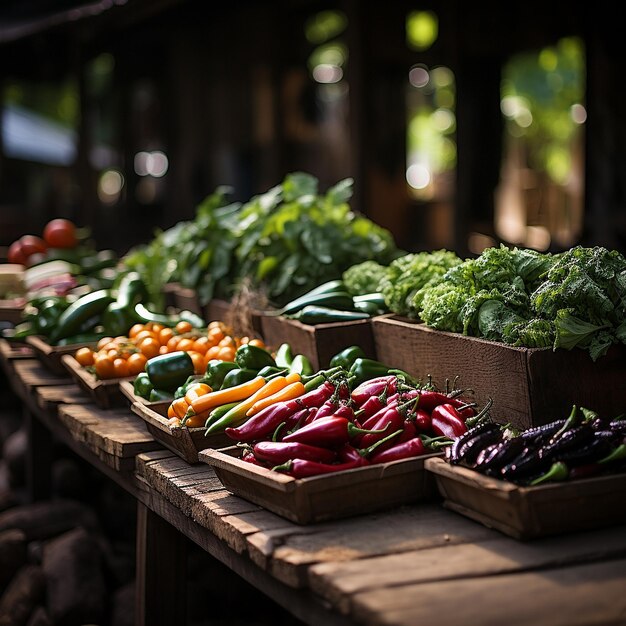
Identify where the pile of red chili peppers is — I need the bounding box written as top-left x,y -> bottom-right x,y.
225,372 -> 485,478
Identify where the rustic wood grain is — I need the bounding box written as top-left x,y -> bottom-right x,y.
35,384 -> 91,412
13,359 -> 69,393
57,404 -> 161,471
260,314 -> 376,371
26,335 -> 98,376
0,338 -> 33,361
309,524 -> 626,614
350,558 -> 626,626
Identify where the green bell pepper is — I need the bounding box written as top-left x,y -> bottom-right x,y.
274,343 -> 294,368
133,372 -> 154,399
329,345 -> 366,370
220,367 -> 258,389
234,344 -> 276,370
288,354 -> 313,376
348,357 -> 413,386
204,360 -> 238,389
149,388 -> 174,402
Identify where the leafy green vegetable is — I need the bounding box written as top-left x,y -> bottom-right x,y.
342,261 -> 388,296
380,249 -> 462,318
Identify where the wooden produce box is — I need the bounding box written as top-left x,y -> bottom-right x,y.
0,299 -> 24,324
372,316 -> 626,430
61,354 -> 131,409
131,401 -> 232,464
172,285 -> 203,317
260,314 -> 376,371
27,335 -> 98,376
425,457 -> 626,540
200,446 -> 439,524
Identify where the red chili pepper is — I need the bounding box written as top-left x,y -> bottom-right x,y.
281,416 -> 388,448
369,436 -> 428,464
242,450 -> 264,466
295,380 -> 337,408
334,403 -> 356,421
273,456 -> 369,478
356,391 -> 399,420
337,427 -> 405,462
302,407 -> 319,425
359,404 -> 405,448
225,401 -> 301,443
412,408 -> 432,433
252,441 -> 337,464
430,403 -> 468,439
350,376 -> 397,406
314,398 -> 340,421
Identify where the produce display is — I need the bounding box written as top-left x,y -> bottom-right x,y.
123,172 -> 399,308
446,405 -> 626,485
225,366 -> 486,478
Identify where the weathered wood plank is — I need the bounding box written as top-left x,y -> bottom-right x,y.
309,524 -> 626,615
350,558 -> 626,626
246,504 -> 495,588
57,404 -> 161,471
35,384 -> 91,412
13,359 -> 69,391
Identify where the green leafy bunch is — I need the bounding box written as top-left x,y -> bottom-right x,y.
342,260 -> 389,296
380,249 -> 462,318
123,187 -> 240,306
232,172 -> 398,306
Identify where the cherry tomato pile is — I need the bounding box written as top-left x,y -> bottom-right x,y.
74,320 -> 267,380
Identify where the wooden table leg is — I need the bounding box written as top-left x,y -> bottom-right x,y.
136,501 -> 188,626
24,407 -> 52,502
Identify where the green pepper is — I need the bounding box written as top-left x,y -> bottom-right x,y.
234,344 -> 276,370
102,302 -> 138,337
115,271 -> 149,309
348,357 -> 411,386
274,343 -> 294,368
145,350 -> 195,393
219,367 -> 258,389
288,354 -> 313,376
329,345 -> 366,370
286,305 -> 370,325
204,359 -> 238,389
529,461 -> 569,486
134,372 -> 154,399
279,291 -> 356,316
149,388 -> 174,402
204,401 -> 241,430
257,365 -> 289,379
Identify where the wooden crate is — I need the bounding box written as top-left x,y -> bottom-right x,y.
131,401 -> 232,464
199,446 -> 439,525
372,316 -> 626,429
0,298 -> 24,324
60,353 -> 132,409
172,285 -> 203,317
260,314 -> 376,371
425,457 -> 626,540
118,379 -> 172,408
27,335 -> 98,376
0,337 -> 33,361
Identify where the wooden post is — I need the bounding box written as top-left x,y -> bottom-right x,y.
24,407 -> 52,502
135,501 -> 187,626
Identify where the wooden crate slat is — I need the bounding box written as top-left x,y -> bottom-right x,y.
13,359 -> 69,389
35,384 -> 91,412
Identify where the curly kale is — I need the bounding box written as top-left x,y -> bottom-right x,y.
342,260 -> 388,296
380,249 -> 462,318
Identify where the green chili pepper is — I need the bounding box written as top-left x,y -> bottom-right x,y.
257,366 -> 289,379
348,357 -> 410,386
149,388 -> 174,402
599,443 -> 626,465
288,354 -> 313,376
204,401 -> 240,430
145,351 -> 195,393
529,461 -> 569,486
134,372 -> 154,399
234,344 -> 276,370
287,305 -> 370,325
220,367 -> 258,389
134,303 -> 172,326
274,343 -> 294,368
329,345 -> 366,370
204,360 -> 238,389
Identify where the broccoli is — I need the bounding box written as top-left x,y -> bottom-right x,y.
342,260 -> 388,296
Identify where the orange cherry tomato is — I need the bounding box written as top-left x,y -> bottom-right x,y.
97,336 -> 114,351
75,347 -> 94,367
128,324 -> 146,338
188,351 -> 206,375
158,327 -> 174,346
138,337 -> 161,359
134,329 -> 156,344
113,358 -> 130,378
176,337 -> 195,352
175,320 -> 193,334
205,345 -> 221,360
218,336 -> 236,348
208,326 -> 225,343
94,355 -> 115,379
192,336 -> 210,355
151,323 -> 165,334
217,346 -> 236,362
127,352 -> 147,375
166,336 -> 182,352
248,338 -> 266,348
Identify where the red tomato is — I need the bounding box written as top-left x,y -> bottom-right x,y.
19,235 -> 47,259
7,240 -> 27,265
43,218 -> 78,249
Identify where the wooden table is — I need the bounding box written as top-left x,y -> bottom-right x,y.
2,352 -> 626,626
